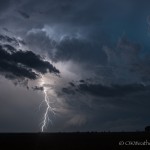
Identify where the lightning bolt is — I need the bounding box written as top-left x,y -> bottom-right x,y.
40,76 -> 56,132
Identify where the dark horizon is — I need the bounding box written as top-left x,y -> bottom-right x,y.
0,132 -> 150,150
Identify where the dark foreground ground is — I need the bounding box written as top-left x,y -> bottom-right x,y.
0,132 -> 150,150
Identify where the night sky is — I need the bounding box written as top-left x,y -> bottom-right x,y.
0,0 -> 150,132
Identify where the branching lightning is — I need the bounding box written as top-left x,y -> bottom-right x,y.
40,76 -> 56,132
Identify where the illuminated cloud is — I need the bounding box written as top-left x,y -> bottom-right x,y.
0,33 -> 59,81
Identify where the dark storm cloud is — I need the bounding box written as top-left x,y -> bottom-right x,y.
35,34 -> 150,87
0,34 -> 59,80
0,34 -> 19,45
95,36 -> 150,84
21,0 -> 102,25
12,50 -> 59,74
0,0 -> 11,13
0,0 -> 117,38
2,0 -> 149,67
26,30 -> 107,64
1,0 -> 150,132
0,0 -> 149,34
62,88 -> 75,95
32,86 -> 44,91
78,83 -> 149,97
17,10 -> 30,19
53,38 -> 106,63
20,0 -> 148,26
69,82 -> 75,87
22,0 -> 150,78
62,82 -> 150,98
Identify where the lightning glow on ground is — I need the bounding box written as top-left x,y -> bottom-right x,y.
40,76 -> 56,132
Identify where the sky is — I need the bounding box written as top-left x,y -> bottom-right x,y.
0,0 -> 150,132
